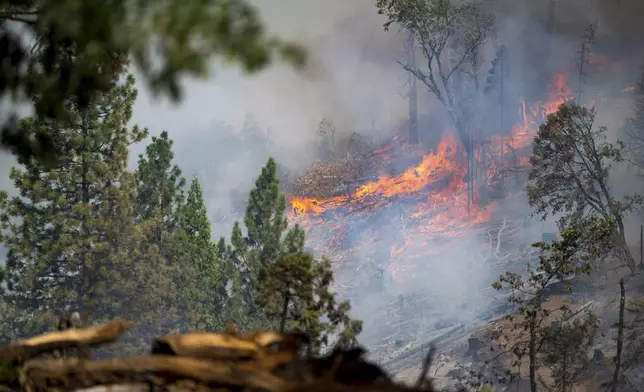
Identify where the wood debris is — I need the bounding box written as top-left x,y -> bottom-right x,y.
0,319 -> 131,362
0,318 -> 438,392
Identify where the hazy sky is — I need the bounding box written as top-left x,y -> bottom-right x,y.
130,0 -> 408,160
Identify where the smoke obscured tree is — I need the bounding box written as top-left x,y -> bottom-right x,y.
484,45 -> 510,191
575,24 -> 596,105
492,216 -> 614,392
0,0 -> 306,164
375,0 -> 495,213
621,292 -> 644,373
317,118 -> 337,161
375,0 -> 495,151
624,65 -> 644,171
527,104 -> 641,272
0,74 -> 174,341
484,45 -> 509,98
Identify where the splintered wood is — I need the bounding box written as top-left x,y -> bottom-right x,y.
0,320 -> 131,363
1,319 -> 437,392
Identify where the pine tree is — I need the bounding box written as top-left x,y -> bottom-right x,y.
257,253 -> 362,356
230,157 -> 288,302
224,157 -> 304,328
172,176 -> 222,331
218,157 -> 361,346
0,74 -> 174,343
243,157 -> 289,266
542,312 -> 598,391
135,130 -> 186,230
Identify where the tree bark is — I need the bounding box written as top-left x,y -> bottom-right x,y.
616,218 -> 637,272
406,31 -> 419,145
529,309 -> 538,392
611,278 -> 625,392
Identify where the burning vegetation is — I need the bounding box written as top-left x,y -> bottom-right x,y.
4,0 -> 644,392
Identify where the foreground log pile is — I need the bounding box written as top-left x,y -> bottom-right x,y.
0,318 -> 438,392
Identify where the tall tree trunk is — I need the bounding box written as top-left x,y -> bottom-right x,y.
406,31 -> 419,145
547,0 -> 556,34
616,218 -> 637,272
529,310 -> 538,392
480,143 -> 489,206
499,50 -> 506,194
467,130 -> 473,215
611,278 -> 625,392
79,108 -> 92,320
576,41 -> 586,104
562,350 -> 569,392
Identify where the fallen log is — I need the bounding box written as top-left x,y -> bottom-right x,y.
20,355 -> 290,392
151,331 -> 308,367
0,319 -> 131,362
1,318 -> 439,392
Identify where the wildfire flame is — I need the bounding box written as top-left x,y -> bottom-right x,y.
287,71 -> 576,281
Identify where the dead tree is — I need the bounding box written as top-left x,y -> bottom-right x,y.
575,24 -> 596,105
405,30 -> 419,145
611,278 -> 625,392
484,45 -> 510,199
317,118 -> 337,160
624,65 -> 644,172
376,0 -> 495,214
547,0 -> 556,34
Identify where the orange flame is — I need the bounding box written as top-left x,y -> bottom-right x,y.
287,71 -> 576,280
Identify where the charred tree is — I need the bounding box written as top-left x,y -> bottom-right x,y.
625,65 -> 644,171
376,0 -> 495,214
576,24 -> 596,105
547,0 -> 556,34
317,118 -> 337,161
611,278 -> 625,392
405,30 -> 419,145
485,45 -> 509,199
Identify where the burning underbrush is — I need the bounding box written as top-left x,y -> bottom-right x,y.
281,71 -> 581,356
286,71 -> 577,282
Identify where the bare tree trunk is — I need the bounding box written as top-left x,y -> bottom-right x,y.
611,278 -> 625,392
547,0 -> 556,34
577,41 -> 586,104
616,218 -> 637,272
529,308 -> 538,392
406,31 -> 419,145
481,142 -> 488,205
